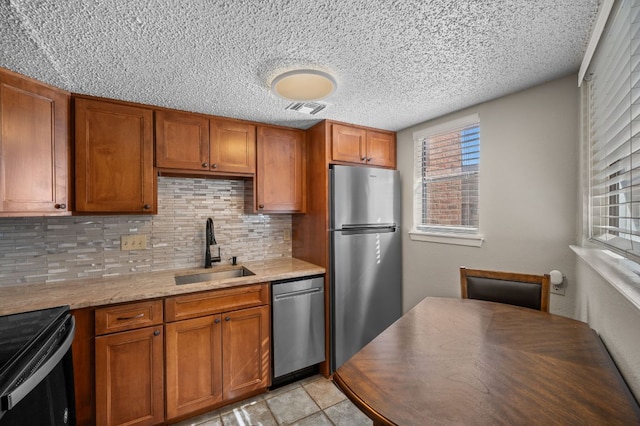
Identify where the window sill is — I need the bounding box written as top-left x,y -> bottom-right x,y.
571,245 -> 640,310
409,231 -> 484,247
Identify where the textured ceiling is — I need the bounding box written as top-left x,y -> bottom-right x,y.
0,0 -> 599,131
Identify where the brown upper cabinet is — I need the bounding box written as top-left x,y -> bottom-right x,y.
155,110 -> 256,176
331,123 -> 396,168
254,126 -> 306,213
0,68 -> 70,216
74,97 -> 156,214
210,119 -> 256,174
155,110 -> 209,171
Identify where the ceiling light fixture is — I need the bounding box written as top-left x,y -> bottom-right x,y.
271,69 -> 336,101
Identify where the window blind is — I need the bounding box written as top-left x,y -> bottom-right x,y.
589,0 -> 640,259
413,114 -> 480,234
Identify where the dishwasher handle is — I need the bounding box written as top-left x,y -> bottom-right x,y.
273,287 -> 322,301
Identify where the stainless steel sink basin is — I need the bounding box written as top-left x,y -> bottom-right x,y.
175,267 -> 255,285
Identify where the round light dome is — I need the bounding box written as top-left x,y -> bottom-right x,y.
271,69 -> 336,101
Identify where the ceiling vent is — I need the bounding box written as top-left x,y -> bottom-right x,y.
285,102 -> 327,115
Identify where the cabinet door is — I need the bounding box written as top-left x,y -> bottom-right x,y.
75,98 -> 155,213
95,326 -> 164,426
331,124 -> 366,164
155,110 -> 209,171
165,315 -> 223,420
210,119 -> 256,174
222,305 -> 270,400
256,126 -> 305,213
0,69 -> 69,215
366,130 -> 396,168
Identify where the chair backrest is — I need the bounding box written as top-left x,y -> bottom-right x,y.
460,267 -> 550,312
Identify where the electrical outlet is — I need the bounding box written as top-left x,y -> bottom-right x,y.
550,283 -> 566,296
121,234 -> 147,251
283,229 -> 291,241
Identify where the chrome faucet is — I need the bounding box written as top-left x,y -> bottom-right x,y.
205,218 -> 221,268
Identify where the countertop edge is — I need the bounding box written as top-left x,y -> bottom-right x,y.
0,258 -> 325,316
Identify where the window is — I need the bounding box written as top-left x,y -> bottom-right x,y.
411,114 -> 482,246
588,0 -> 640,261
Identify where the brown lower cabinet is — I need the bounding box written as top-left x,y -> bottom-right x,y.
87,284 -> 270,426
165,315 -> 223,417
95,326 -> 165,426
94,300 -> 165,426
165,305 -> 270,419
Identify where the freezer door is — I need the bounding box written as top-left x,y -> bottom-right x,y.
331,165 -> 400,229
331,227 -> 401,371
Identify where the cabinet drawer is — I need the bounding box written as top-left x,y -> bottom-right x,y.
95,300 -> 163,335
165,284 -> 269,322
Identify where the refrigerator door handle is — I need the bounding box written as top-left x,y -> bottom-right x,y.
341,223 -> 396,230
338,226 -> 397,235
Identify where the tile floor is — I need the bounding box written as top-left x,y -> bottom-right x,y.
170,375 -> 373,426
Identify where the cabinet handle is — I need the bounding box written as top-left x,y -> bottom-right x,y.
258,204 -> 264,209
225,316 -> 231,322
117,313 -> 144,321
367,157 -> 372,162
360,156 -> 366,161
214,318 -> 221,324
202,162 -> 208,168
143,204 -> 151,210
212,163 -> 218,169
153,329 -> 160,336
54,203 -> 67,209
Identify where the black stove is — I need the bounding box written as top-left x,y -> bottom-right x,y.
0,306 -> 75,425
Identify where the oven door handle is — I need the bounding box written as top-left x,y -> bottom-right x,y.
3,316 -> 76,411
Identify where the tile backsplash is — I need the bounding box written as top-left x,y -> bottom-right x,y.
0,177 -> 291,287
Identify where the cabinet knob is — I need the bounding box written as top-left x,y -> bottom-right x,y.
153,330 -> 160,336
367,157 -> 372,162
225,316 -> 231,322
214,318 -> 221,324
54,203 -> 66,209
202,162 -> 208,168
143,204 -> 151,210
258,204 -> 264,209
212,163 -> 218,169
360,157 -> 366,161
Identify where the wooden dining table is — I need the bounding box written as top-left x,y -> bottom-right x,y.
332,297 -> 640,425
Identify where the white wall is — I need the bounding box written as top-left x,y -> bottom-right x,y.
397,74 -> 580,317
574,257 -> 640,398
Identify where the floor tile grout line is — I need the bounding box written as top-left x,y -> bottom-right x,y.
271,382 -> 345,426
172,375 -> 371,426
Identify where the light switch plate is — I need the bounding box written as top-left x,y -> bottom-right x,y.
121,234 -> 147,251
283,229 -> 291,241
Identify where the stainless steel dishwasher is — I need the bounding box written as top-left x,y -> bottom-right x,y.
272,275 -> 325,379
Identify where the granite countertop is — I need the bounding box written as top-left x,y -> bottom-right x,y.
0,257 -> 325,316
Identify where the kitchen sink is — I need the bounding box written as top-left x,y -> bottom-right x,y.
175,267 -> 255,285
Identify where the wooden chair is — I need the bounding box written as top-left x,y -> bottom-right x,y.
460,267 -> 550,312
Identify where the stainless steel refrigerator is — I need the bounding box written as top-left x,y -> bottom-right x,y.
330,165 -> 402,372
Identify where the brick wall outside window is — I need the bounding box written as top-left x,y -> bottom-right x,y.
416,119 -> 479,231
